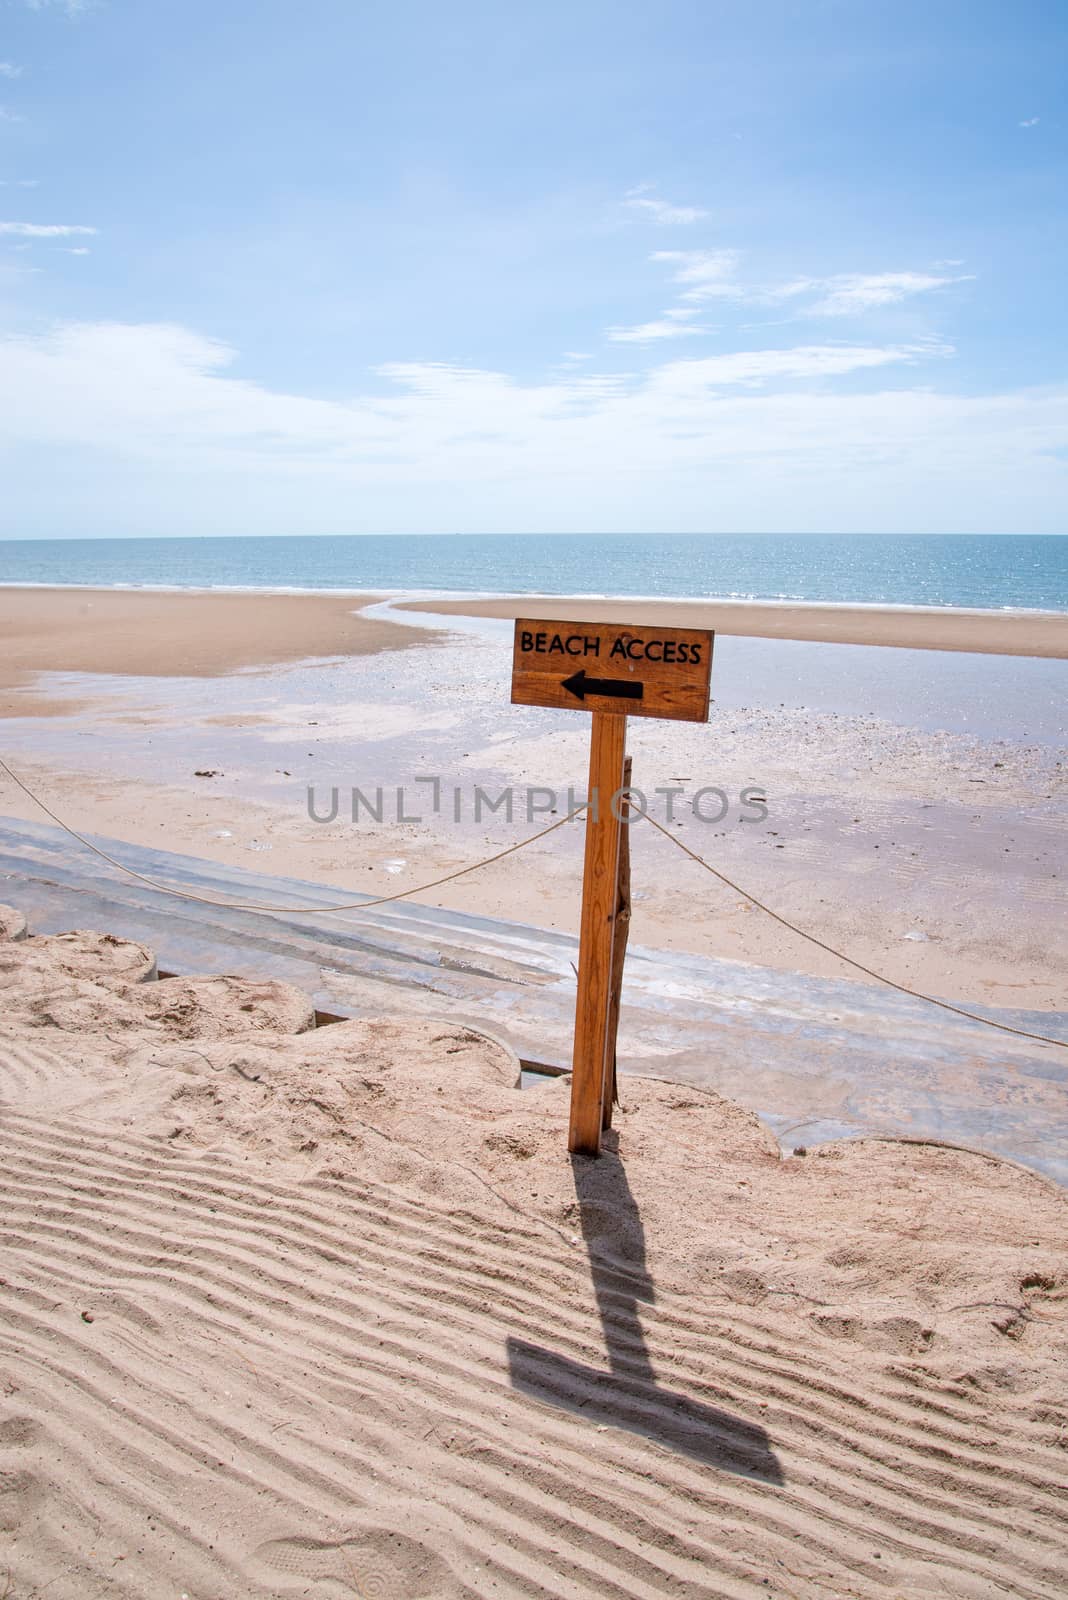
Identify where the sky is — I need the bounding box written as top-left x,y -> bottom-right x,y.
0,0 -> 1065,539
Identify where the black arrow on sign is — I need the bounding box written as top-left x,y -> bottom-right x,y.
562,669 -> 644,703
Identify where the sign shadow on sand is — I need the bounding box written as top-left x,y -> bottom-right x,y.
507,1138 -> 783,1483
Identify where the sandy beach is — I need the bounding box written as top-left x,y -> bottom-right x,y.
0,594 -> 1065,1596
0,588 -> 439,715
400,594 -> 1068,657
1,587 -> 1066,1014
0,907 -> 1065,1598
5,0 -> 1067,1591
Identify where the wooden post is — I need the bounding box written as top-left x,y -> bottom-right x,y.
602,755 -> 632,1131
569,712 -> 628,1156
511,617 -> 713,1155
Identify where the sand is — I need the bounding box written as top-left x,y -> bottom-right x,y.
1,588 -> 1065,1010
399,595 -> 1068,658
0,903 -> 1065,1598
0,587 -> 439,715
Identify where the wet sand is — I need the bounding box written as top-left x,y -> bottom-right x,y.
1,587 -> 1065,1009
399,594 -> 1068,657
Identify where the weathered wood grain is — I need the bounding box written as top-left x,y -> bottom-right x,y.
511,617 -> 713,723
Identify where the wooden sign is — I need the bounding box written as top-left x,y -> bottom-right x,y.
511,617 -> 714,1156
511,619 -> 713,724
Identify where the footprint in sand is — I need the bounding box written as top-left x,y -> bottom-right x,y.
253,1526 -> 457,1598
811,1310 -> 935,1356
0,1415 -> 49,1545
0,1416 -> 42,1450
1021,1269 -> 1067,1315
0,1466 -> 46,1534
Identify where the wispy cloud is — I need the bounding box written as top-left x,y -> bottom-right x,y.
607,316 -> 710,343
800,271 -> 972,316
0,107 -> 26,124
0,63 -> 24,79
64,246 -> 90,255
624,185 -> 707,226
0,221 -> 97,236
646,342 -> 944,390
0,319 -> 1063,534
651,249 -> 742,300
645,253 -> 970,319
1019,116 -> 1040,127
21,0 -> 94,15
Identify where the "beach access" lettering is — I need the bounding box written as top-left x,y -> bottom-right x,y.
511,616 -> 714,724
518,629 -> 706,665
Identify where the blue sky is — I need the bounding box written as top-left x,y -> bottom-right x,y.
0,0 -> 1065,537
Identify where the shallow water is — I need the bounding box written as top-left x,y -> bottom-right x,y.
375,607 -> 1068,744
6,620 -> 1065,804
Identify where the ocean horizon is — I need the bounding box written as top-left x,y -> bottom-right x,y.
1,532 -> 1066,613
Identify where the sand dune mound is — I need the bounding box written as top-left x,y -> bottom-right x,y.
0,909 -> 1065,1598
135,972 -> 318,1038
3,928 -> 157,988
0,933 -> 315,1042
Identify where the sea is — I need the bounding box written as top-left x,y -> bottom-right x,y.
0,532 -> 1066,611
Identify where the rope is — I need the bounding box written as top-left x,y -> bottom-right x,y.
3,748 -> 1064,1052
0,753 -> 584,917
638,809 -> 1068,1052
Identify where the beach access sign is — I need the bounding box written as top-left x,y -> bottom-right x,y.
511,618 -> 713,724
511,615 -> 715,1157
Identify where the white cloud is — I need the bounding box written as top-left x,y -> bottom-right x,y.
21,0 -> 94,14
651,249 -> 742,300
64,246 -> 90,255
1019,116 -> 1040,127
0,325 -> 933,458
0,63 -> 24,79
645,342 -> 942,391
645,253 -> 972,318
624,186 -> 707,225
0,319 -> 1064,535
606,316 -> 710,343
759,278 -> 816,301
0,221 -> 97,236
803,271 -> 972,316
0,107 -> 26,123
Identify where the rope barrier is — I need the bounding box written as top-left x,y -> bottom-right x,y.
0,753 -> 584,917
637,808 -> 1067,1052
2,750 -> 1064,1051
